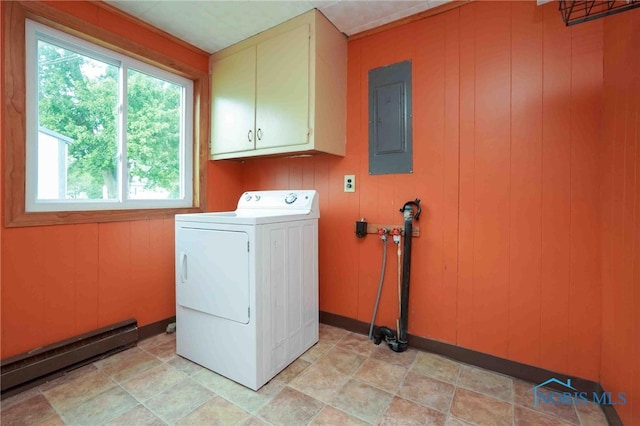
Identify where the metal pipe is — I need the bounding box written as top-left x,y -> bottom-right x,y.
398,200 -> 420,344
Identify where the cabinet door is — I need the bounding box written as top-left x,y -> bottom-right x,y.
255,24 -> 310,149
211,46 -> 257,155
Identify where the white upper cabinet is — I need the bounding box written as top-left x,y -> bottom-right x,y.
210,46 -> 257,155
209,10 -> 347,160
255,24 -> 310,150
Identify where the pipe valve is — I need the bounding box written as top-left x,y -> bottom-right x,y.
377,228 -> 388,241
391,228 -> 402,244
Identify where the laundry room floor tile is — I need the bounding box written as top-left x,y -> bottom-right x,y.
214,374 -> 286,414
275,357 -> 312,383
1,325 -> 608,426
309,405 -> 368,425
379,396 -> 447,426
300,339 -> 334,362
257,387 -> 324,425
331,379 -> 394,424
58,386 -> 138,425
450,388 -> 513,426
514,405 -> 575,426
0,393 -> 58,425
575,401 -> 609,426
318,323 -> 349,344
397,370 -> 455,413
144,378 -> 214,423
94,347 -> 161,383
370,344 -> 418,368
411,351 -> 461,384
289,363 -> 350,403
120,363 -> 188,401
105,404 -> 165,426
336,333 -> 376,357
457,365 -> 513,402
176,395 -> 250,425
314,346 -> 366,375
352,358 -> 407,393
166,354 -> 207,376
41,369 -> 116,413
513,379 -> 580,424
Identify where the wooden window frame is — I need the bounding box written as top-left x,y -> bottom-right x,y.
3,1 -> 209,227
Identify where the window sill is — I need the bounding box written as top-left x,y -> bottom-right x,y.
5,207 -> 205,228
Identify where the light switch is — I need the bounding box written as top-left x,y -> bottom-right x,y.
344,175 -> 355,192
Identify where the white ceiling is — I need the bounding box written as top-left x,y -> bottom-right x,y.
104,0 -> 452,54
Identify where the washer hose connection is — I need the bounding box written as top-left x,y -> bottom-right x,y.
373,199 -> 421,353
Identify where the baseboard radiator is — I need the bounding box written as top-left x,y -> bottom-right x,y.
1,319 -> 138,395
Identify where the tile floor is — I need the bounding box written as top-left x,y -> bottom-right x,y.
1,325 -> 610,426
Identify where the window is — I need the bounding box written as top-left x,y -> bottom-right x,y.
25,20 -> 193,212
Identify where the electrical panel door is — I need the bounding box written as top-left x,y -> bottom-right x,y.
368,60 -> 413,175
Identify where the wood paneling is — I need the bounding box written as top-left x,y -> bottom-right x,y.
568,20 -> 603,381
97,222 -> 132,326
42,226 -> 76,344
508,1 -> 543,367
241,1 -> 605,382
440,9 -> 461,347
0,1 -> 216,358
2,227 -> 47,355
600,7 -> 640,425
456,3 -> 476,350
469,1 -> 511,359
539,1 -> 572,376
206,160 -> 244,212
413,11 -> 445,343
74,223 -> 99,334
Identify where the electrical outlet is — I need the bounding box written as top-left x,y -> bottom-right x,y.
344,175 -> 356,192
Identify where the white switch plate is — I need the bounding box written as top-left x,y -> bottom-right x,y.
344,174 -> 355,192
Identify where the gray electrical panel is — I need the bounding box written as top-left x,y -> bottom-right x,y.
368,60 -> 412,175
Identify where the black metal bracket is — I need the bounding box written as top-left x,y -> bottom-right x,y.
559,0 -> 640,26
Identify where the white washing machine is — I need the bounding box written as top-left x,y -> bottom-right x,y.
174,190 -> 319,390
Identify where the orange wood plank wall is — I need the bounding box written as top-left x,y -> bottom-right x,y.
0,1 -> 242,359
242,1 -> 605,382
600,8 -> 640,425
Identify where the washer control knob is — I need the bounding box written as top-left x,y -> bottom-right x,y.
254,195 -> 261,201
244,194 -> 252,201
285,193 -> 298,204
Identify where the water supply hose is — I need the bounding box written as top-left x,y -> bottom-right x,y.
368,229 -> 388,340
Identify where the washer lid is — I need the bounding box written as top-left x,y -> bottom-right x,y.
235,190 -> 318,213
176,190 -> 319,225
175,210 -> 316,225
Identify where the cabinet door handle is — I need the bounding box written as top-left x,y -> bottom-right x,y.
248,130 -> 253,142
257,128 -> 263,141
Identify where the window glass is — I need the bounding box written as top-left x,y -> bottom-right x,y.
126,69 -> 183,200
26,20 -> 193,212
37,39 -> 119,201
